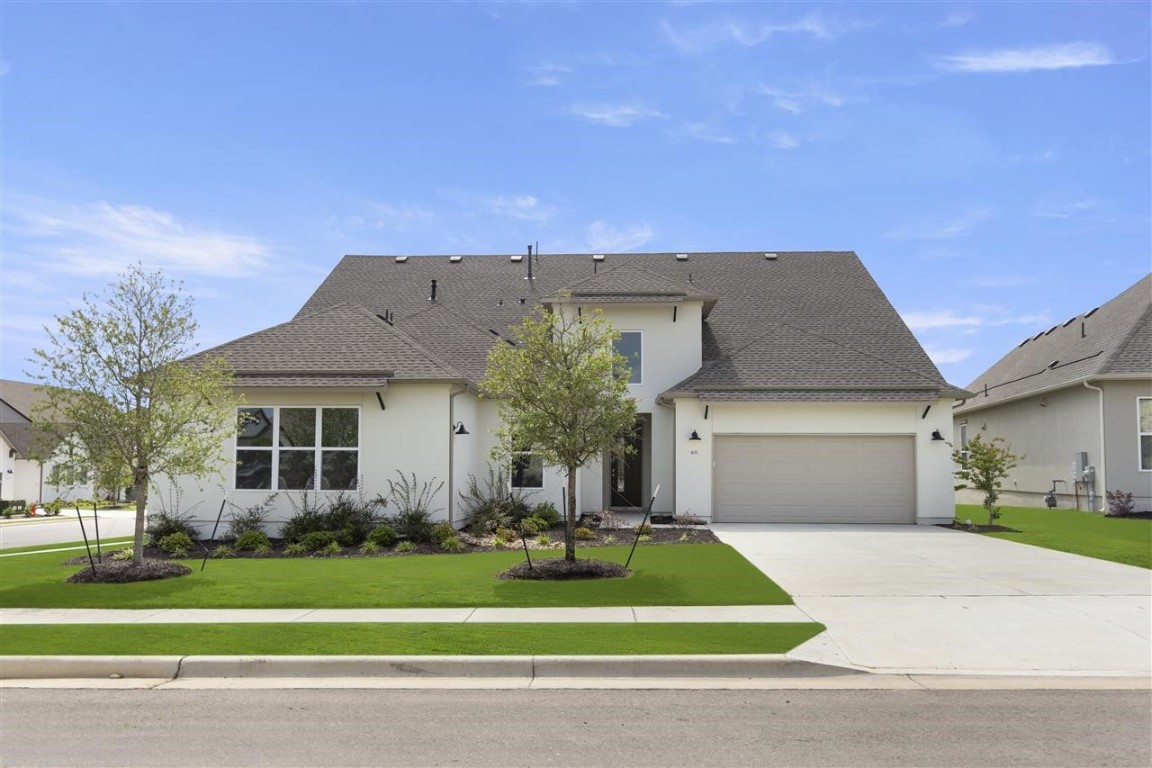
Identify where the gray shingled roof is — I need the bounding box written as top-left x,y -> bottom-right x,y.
0,379 -> 43,422
279,251 -> 965,401
956,274 -> 1151,412
189,302 -> 466,385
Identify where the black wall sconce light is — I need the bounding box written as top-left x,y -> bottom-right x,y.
931,429 -> 945,441
689,430 -> 702,441
453,422 -> 469,435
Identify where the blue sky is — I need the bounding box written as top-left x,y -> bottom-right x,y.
2,1 -> 1149,388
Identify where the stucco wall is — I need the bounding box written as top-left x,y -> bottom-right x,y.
675,398 -> 956,524
1103,380 -> 1152,511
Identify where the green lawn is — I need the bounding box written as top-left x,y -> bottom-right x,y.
956,504 -> 1152,569
0,538 -> 134,556
0,543 -> 793,609
0,622 -> 824,656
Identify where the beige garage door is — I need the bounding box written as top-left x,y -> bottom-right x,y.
714,435 -> 915,523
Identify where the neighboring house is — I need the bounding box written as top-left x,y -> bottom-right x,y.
0,379 -> 94,505
163,251 -> 969,530
953,274 -> 1152,512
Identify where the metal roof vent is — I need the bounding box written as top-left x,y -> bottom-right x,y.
449,255 -> 462,263
510,254 -> 523,263
1084,307 -> 1099,318
592,254 -> 605,262
395,256 -> 408,263
764,253 -> 778,260
1047,360 -> 1060,369
675,253 -> 688,261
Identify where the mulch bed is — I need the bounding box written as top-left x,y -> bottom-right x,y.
498,558 -> 631,580
66,559 -> 192,584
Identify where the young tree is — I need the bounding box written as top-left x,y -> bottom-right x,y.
481,305 -> 637,562
30,265 -> 236,565
952,433 -> 1021,527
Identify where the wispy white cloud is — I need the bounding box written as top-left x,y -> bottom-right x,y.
759,84 -> 852,114
886,208 -> 991,241
526,63 -> 571,87
660,12 -> 871,53
4,196 -> 269,278
767,130 -> 802,150
489,194 -> 555,223
565,102 -> 666,127
923,345 -> 973,364
933,42 -> 1115,73
364,202 -> 436,230
679,121 -> 738,144
584,220 -> 653,252
902,308 -> 1050,331
937,12 -> 974,29
1033,197 -> 1107,220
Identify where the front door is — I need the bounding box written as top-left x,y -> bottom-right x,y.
608,417 -> 647,508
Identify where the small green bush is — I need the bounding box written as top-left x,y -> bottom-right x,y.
638,534 -> 651,542
360,540 -> 380,554
491,535 -> 508,549
602,533 -> 617,545
158,532 -> 194,558
519,517 -> 541,536
147,511 -> 199,543
211,545 -> 236,559
109,548 -> 134,561
634,522 -> 653,536
232,530 -> 271,553
532,502 -> 561,528
366,525 -> 398,547
535,533 -> 551,547
395,540 -> 415,553
320,541 -> 343,556
574,526 -> 596,540
430,521 -> 457,546
299,530 -> 338,552
284,543 -> 307,557
225,496 -> 275,540
439,535 -> 462,552
495,526 -> 518,541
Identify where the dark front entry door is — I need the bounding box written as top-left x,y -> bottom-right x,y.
609,421 -> 644,507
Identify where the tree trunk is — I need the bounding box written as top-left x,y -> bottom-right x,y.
565,466 -> 578,562
132,470 -> 147,565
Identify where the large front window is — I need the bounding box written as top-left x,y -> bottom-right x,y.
1140,399 -> 1152,471
236,407 -> 359,490
511,450 -> 544,489
614,331 -> 642,384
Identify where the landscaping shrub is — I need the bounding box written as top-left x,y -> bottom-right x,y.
460,464 -> 533,533
634,522 -> 653,536
299,530 -> 338,553
320,541 -> 343,556
574,526 -> 596,541
232,530 -> 271,553
0,500 -> 27,519
211,545 -> 236,559
395,540 -> 415,553
226,496 -> 276,540
109,548 -> 134,561
280,493 -> 382,545
158,532 -> 194,557
383,471 -> 443,543
519,517 -> 541,536
532,501 -> 562,528
491,535 -> 509,549
523,514 -> 549,531
1106,490 -> 1136,517
366,525 -> 398,547
495,526 -> 518,541
430,521 -> 457,546
279,495 -> 328,544
147,510 -> 199,543
284,543 -> 307,557
439,535 -> 462,552
535,533 -> 551,547
359,540 -> 380,554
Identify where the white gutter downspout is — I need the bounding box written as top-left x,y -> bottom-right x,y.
448,383 -> 468,526
1083,380 -> 1106,512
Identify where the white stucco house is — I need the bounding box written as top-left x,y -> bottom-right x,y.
164,251 -> 970,531
0,379 -> 95,507
953,274 -> 1151,512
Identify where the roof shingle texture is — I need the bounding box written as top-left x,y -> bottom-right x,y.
958,274 -> 1151,410
276,251 -> 962,400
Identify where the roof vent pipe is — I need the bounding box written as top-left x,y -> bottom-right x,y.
527,245 -> 534,281
430,279 -> 438,302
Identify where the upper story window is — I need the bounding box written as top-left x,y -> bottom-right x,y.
236,407 -> 359,490
614,331 -> 642,384
1139,399 -> 1151,471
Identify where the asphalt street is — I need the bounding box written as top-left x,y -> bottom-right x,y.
1,688 -> 1149,767
0,508 -> 137,550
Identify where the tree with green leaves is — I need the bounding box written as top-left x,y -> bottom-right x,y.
31,265 -> 237,565
953,432 -> 1021,527
481,305 -> 637,562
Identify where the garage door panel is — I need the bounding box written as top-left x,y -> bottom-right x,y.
714,435 -> 914,523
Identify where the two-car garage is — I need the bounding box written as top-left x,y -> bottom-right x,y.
712,435 -> 916,524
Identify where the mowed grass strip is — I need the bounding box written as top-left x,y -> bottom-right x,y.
0,543 -> 792,609
0,622 -> 824,656
956,504 -> 1151,569
0,538 -> 135,556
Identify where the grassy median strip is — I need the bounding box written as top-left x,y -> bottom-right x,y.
0,622 -> 824,656
956,504 -> 1151,569
0,538 -> 135,556
0,543 -> 792,609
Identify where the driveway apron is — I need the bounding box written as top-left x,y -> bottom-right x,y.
712,524 -> 1152,676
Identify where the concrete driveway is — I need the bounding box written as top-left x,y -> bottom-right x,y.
711,524 -> 1152,677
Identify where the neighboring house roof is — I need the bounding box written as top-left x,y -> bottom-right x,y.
0,379 -> 43,422
0,379 -> 67,460
264,251 -> 965,402
956,274 -> 1152,413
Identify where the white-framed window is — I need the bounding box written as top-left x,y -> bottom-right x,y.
236,407 -> 359,490
958,421 -> 969,466
614,331 -> 642,384
1139,398 -> 1152,471
511,449 -> 544,489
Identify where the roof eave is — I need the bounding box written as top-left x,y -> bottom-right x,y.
954,373 -> 1150,414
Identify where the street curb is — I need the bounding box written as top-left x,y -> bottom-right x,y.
1,655 -> 861,681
